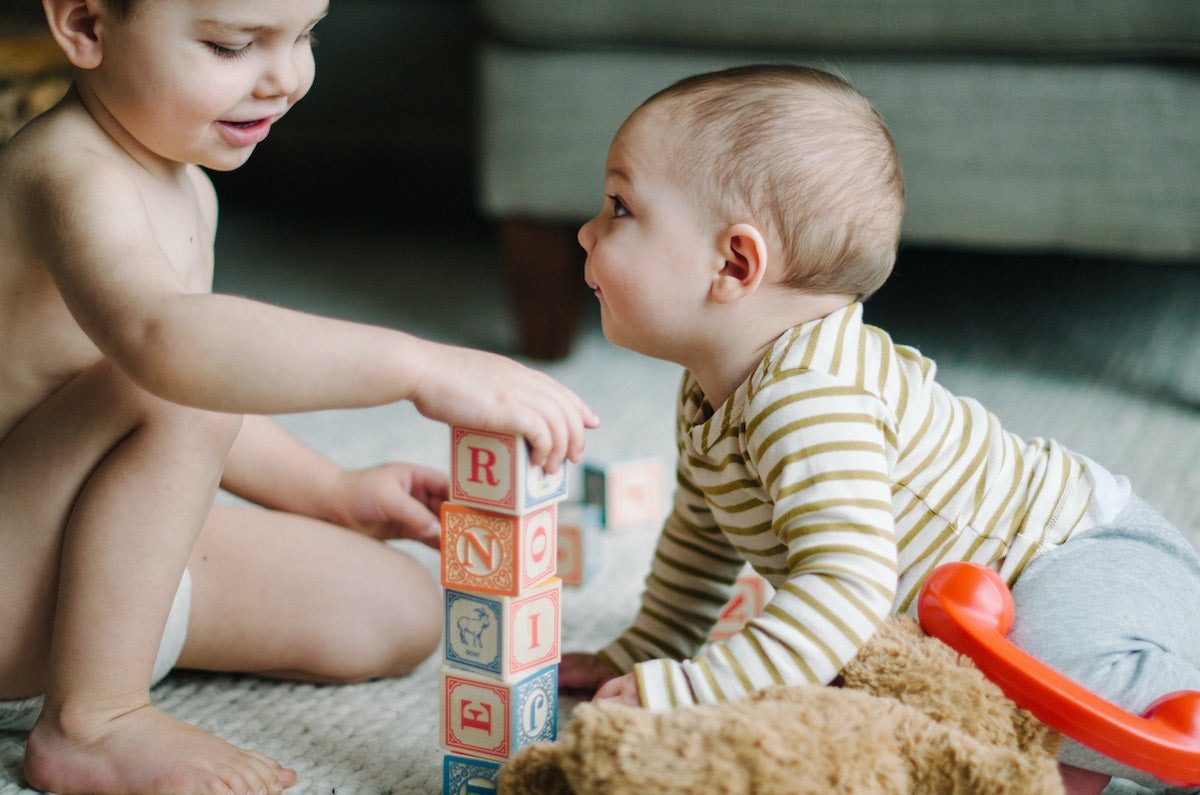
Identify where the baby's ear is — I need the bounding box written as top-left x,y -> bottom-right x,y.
711,222 -> 769,304
43,0 -> 104,69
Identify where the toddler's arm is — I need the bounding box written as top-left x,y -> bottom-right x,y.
221,415 -> 447,547
37,159 -> 597,472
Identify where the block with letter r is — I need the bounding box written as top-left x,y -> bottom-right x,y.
451,425 -> 567,514
440,665 -> 558,762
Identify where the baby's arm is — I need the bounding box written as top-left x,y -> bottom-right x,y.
37,159 -> 596,471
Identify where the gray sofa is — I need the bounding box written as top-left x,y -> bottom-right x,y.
476,1 -> 1200,359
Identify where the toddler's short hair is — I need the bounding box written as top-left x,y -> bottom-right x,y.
643,65 -> 904,300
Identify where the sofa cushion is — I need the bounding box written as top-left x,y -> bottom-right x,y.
481,0 -> 1200,57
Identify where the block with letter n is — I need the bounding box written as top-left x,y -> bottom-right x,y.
440,502 -> 557,596
451,426 -> 567,514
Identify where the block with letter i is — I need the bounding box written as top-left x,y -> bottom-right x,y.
440,425 -> 564,792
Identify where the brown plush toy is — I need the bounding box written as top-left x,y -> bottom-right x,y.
498,616 -> 1065,795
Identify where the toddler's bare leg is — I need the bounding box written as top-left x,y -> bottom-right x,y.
179,504 -> 441,684
0,361 -> 295,794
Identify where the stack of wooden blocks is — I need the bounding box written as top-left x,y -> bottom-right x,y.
439,425 -> 565,794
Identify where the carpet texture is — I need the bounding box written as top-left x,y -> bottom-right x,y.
0,213 -> 1195,794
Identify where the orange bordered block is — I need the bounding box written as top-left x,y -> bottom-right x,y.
709,568 -> 775,641
556,503 -> 601,587
440,665 -> 558,762
442,754 -> 500,795
451,425 -> 567,514
444,578 -> 562,679
441,502 -> 557,596
582,457 -> 666,531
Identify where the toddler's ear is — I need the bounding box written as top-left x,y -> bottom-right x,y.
43,0 -> 104,69
711,223 -> 769,303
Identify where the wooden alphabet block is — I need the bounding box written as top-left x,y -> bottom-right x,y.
441,502 -> 557,596
440,665 -> 558,762
708,568 -> 775,641
582,457 -> 666,531
444,578 -> 562,679
442,754 -> 501,795
556,503 -> 601,587
451,426 -> 567,514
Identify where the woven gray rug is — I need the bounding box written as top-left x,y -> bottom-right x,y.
1,215 -> 1196,793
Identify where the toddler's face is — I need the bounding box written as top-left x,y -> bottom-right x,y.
87,0 -> 326,171
577,106 -> 722,364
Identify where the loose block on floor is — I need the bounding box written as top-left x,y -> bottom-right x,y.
451,425 -> 567,514
441,502 -> 557,596
444,577 -> 562,679
440,665 -> 558,762
709,568 -> 775,641
442,754 -> 501,795
582,457 -> 666,531
557,503 -> 601,586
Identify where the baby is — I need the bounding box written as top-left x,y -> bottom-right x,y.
559,63 -> 1200,794
0,1 -> 596,793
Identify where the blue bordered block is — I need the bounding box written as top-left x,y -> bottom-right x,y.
440,665 -> 558,762
442,754 -> 501,795
582,457 -> 666,531
451,425 -> 568,514
444,578 -> 561,679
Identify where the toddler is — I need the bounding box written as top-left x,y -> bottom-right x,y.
559,63 -> 1200,794
0,1 -> 597,793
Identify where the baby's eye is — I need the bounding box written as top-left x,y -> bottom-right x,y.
206,41 -> 250,59
608,195 -> 629,218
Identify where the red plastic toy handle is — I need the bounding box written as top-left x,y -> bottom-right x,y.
917,561 -> 1200,787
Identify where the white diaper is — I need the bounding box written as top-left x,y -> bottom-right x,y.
0,569 -> 192,732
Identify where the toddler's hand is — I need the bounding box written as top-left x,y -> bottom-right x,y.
559,652 -> 619,695
593,672 -> 641,707
408,343 -> 599,474
326,462 -> 448,548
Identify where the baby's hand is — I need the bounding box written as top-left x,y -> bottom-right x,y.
326,462 -> 448,548
593,672 -> 641,707
559,652 -> 619,695
408,343 -> 599,474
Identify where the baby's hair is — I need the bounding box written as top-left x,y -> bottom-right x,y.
103,0 -> 134,17
641,64 -> 904,300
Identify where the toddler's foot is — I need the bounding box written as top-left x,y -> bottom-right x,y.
24,702 -> 297,794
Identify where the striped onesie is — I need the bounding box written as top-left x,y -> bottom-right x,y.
600,302 -> 1127,710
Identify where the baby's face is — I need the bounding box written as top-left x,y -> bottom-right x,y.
577,106 -> 723,364
85,0 -> 327,171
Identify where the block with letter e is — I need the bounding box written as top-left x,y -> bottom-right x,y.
441,502 -> 557,596
440,665 -> 558,762
444,578 -> 562,679
451,426 -> 567,514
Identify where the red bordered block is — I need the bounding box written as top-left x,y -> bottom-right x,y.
442,754 -> 500,795
709,568 -> 775,641
451,426 -> 567,514
582,457 -> 666,531
444,578 -> 561,679
557,503 -> 601,587
440,665 -> 558,762
441,502 -> 556,596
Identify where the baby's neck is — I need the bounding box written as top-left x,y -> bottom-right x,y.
690,291 -> 855,410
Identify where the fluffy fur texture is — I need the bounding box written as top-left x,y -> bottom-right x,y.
499,616 -> 1064,795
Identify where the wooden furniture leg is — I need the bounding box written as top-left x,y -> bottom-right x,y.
500,219 -> 588,361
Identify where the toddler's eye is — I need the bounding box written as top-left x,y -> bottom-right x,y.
608,195 -> 629,218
